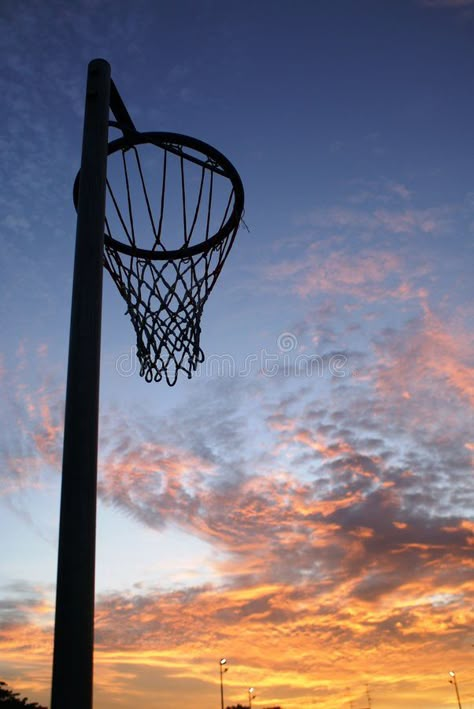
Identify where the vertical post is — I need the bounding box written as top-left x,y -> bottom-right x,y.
51,59 -> 110,709
451,673 -> 463,709
219,659 -> 227,709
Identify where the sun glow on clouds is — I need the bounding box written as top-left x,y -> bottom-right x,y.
1,321 -> 473,707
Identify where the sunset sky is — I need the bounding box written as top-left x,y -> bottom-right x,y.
1,1 -> 473,708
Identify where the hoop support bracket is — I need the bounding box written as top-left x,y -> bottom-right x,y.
110,78 -> 136,134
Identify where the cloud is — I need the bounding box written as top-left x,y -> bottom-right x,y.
0,350 -> 63,498
1,311 -> 472,708
260,189 -> 472,319
297,205 -> 449,236
93,364 -> 474,603
296,249 -> 406,300
264,245 -> 427,304
374,303 -> 474,409
4,328 -> 471,592
389,183 -> 412,201
261,198 -> 452,306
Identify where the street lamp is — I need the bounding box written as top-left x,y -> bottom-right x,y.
219,659 -> 228,709
449,671 -> 463,709
248,687 -> 256,709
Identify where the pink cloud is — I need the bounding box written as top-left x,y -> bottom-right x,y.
375,305 -> 474,408
298,205 -> 447,235
293,429 -> 356,460
373,208 -> 439,234
1,330 -> 472,709
264,237 -> 433,303
1,352 -> 64,494
293,248 -> 409,300
266,413 -> 298,432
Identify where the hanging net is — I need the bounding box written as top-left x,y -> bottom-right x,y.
73,131 -> 244,385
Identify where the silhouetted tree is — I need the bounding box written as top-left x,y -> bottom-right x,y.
0,680 -> 47,708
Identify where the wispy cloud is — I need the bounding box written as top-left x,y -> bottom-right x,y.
375,303 -> 474,408
1,300 -> 472,707
0,349 -> 63,498
264,245 -> 428,303
300,205 -> 447,235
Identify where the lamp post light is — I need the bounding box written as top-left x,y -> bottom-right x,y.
219,658 -> 228,709
248,687 -> 256,709
449,671 -> 463,709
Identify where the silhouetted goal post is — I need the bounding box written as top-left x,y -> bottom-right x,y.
51,58 -> 244,709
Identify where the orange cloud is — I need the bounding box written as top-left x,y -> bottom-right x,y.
1,343 -> 472,709
295,248 -> 404,300
4,562 -> 472,709
293,429 -> 356,458
264,242 -> 431,306
375,304 -> 474,408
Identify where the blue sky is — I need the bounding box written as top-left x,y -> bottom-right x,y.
0,1 -> 473,708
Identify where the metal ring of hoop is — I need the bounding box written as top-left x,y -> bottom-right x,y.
73,131 -> 245,261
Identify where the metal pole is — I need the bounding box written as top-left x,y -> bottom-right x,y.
453,675 -> 463,709
220,666 -> 225,709
51,58 -> 110,709
219,659 -> 227,709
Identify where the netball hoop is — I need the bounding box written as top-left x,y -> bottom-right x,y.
73,131 -> 244,384
51,59 -> 244,709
